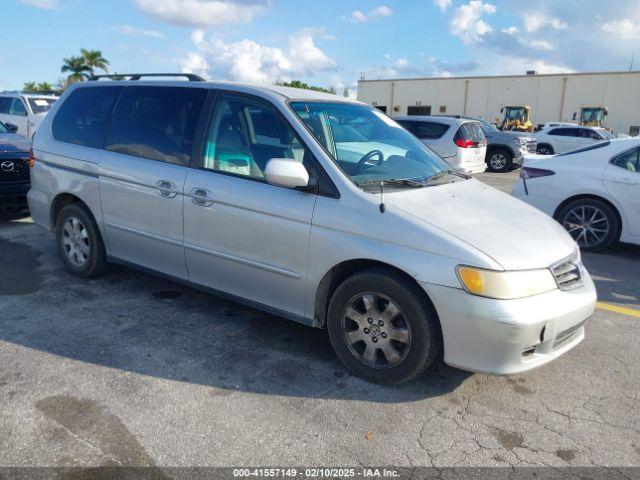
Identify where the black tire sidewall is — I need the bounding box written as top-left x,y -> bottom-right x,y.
56,204 -> 106,277
538,144 -> 554,155
487,149 -> 513,173
327,269 -> 441,384
557,198 -> 619,252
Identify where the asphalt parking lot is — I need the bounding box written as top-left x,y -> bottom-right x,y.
1,171 -> 639,469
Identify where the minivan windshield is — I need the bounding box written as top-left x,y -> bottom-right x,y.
290,102 -> 452,188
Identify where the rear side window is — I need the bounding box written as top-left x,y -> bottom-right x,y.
398,121 -> 449,139
611,147 -> 639,172
53,86 -> 123,148
104,86 -> 207,166
549,128 -> 579,137
455,123 -> 485,142
0,97 -> 10,114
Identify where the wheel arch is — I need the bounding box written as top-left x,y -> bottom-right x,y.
50,192 -> 98,231
313,258 -> 439,329
486,143 -> 515,158
553,193 -> 623,240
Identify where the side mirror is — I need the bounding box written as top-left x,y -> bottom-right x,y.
500,107 -> 504,113
572,112 -> 577,120
5,123 -> 18,133
265,158 -> 309,189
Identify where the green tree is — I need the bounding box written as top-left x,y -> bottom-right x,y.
61,55 -> 92,82
277,79 -> 333,94
23,81 -> 38,93
37,82 -> 54,92
81,48 -> 109,76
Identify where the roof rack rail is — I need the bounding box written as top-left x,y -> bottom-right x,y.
88,73 -> 205,82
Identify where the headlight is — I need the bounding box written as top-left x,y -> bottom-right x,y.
457,266 -> 557,300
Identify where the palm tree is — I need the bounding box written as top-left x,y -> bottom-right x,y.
81,49 -> 109,76
23,81 -> 38,93
37,82 -> 54,92
61,56 -> 92,82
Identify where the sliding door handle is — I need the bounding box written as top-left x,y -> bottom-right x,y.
190,188 -> 214,207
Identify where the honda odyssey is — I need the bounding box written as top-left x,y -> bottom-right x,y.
27,74 -> 597,384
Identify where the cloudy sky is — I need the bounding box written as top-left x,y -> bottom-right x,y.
1,0 -> 639,92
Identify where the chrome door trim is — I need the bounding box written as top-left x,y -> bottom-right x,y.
106,222 -> 183,247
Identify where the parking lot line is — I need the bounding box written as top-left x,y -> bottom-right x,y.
597,302 -> 640,319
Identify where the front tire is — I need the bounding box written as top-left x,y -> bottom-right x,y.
537,144 -> 554,155
556,198 -> 619,252
486,148 -> 513,173
327,269 -> 442,384
56,204 -> 107,277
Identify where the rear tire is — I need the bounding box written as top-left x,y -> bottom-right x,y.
56,204 -> 107,277
486,148 -> 513,173
327,269 -> 442,385
537,144 -> 554,155
556,198 -> 619,252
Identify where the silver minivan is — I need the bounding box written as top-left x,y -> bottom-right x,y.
28,75 -> 597,384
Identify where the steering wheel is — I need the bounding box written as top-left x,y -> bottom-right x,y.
355,150 -> 384,173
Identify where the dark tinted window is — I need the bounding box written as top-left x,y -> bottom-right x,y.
0,97 -> 10,114
611,147 -> 639,172
407,106 -> 431,116
105,86 -> 207,166
549,128 -> 580,137
455,123 -> 485,142
53,86 -> 123,148
9,99 -> 27,116
580,128 -> 603,139
398,120 -> 449,139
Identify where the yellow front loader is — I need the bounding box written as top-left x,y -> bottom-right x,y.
499,105 -> 534,132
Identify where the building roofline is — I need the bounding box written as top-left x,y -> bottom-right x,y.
358,70 -> 640,84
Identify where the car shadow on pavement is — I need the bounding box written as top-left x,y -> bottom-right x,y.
582,242 -> 640,307
0,221 -> 470,403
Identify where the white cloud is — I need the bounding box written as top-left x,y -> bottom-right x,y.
530,39 -> 555,51
347,5 -> 392,23
18,0 -> 59,9
602,18 -> 640,40
135,0 -> 267,28
450,1 -> 496,44
501,26 -> 519,35
180,29 -> 336,84
522,12 -> 567,33
433,0 -> 452,13
115,25 -> 163,38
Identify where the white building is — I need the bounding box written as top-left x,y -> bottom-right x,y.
357,71 -> 640,135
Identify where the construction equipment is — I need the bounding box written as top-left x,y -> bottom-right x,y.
574,106 -> 608,127
499,106 -> 534,132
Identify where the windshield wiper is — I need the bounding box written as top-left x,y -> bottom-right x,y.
360,178 -> 426,188
425,169 -> 470,183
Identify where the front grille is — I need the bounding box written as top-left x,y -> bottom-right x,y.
554,321 -> 584,348
551,252 -> 583,290
0,158 -> 30,183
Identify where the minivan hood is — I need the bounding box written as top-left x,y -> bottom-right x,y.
385,178 -> 576,270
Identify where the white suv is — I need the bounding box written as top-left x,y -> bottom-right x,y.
0,92 -> 58,138
535,125 -> 613,155
395,116 -> 487,173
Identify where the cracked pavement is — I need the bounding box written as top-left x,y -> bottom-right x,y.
0,171 -> 639,468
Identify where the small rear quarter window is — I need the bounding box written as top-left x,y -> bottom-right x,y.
398,121 -> 449,139
52,86 -> 123,148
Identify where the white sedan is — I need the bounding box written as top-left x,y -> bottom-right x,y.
513,138 -> 640,251
534,125 -> 614,155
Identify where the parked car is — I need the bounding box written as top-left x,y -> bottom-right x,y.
28,75 -> 596,384
0,92 -> 58,138
513,138 -> 640,251
535,125 -> 613,155
395,116 -> 487,173
0,121 -> 32,213
473,117 -> 537,173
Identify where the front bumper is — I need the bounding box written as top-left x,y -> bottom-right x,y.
420,269 -> 597,375
0,183 -> 30,212
0,182 -> 30,197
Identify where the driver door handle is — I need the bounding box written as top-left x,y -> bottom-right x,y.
190,188 -> 214,207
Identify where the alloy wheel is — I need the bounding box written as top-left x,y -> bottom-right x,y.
490,153 -> 508,170
562,205 -> 610,248
61,216 -> 91,267
342,292 -> 411,369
